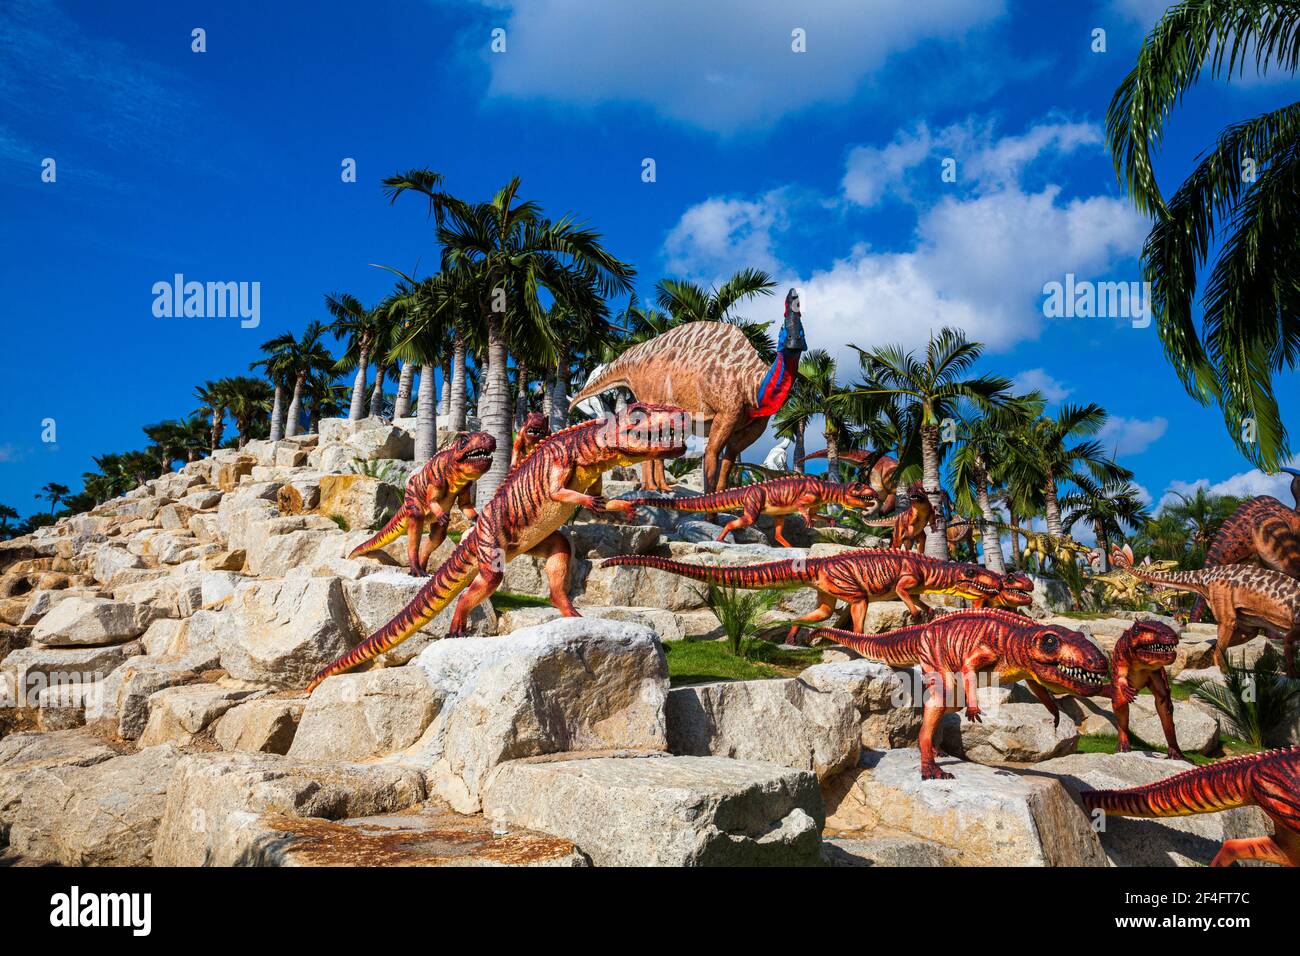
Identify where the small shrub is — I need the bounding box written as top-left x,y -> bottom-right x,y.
348,458 -> 405,484
1186,645 -> 1300,749
704,583 -> 781,659
329,513 -> 350,532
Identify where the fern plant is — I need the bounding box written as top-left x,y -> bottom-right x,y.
1186,645 -> 1300,749
348,458 -> 405,484
704,583 -> 782,659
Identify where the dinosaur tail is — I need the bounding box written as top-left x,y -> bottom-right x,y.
568,364 -> 633,410
861,515 -> 897,527
1127,567 -> 1211,596
346,506 -> 411,559
307,538 -> 478,693
1188,597 -> 1207,624
808,623 -> 924,667
1081,752 -> 1262,818
601,554 -> 816,588
623,489 -> 746,513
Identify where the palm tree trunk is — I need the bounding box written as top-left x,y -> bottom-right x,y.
348,340 -> 370,422
975,469 -> 1005,573
1007,506 -> 1021,570
541,370 -> 554,421
514,362 -> 529,426
794,425 -> 806,473
824,427 -> 840,483
268,385 -> 285,443
1095,519 -> 1110,573
369,363 -> 387,418
1043,472 -> 1065,537
449,333 -> 468,431
393,362 -> 415,419
415,364 -> 436,463
210,409 -> 223,454
549,346 -> 569,431
285,374 -> 305,438
920,424 -> 949,560
476,316 -> 511,505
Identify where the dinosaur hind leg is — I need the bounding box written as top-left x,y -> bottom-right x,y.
1211,836 -> 1292,867
785,590 -> 838,643
718,500 -> 762,543
447,567 -> 502,636
536,531 -> 579,617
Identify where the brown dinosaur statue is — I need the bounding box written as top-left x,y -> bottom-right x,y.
1189,467 -> 1300,622
797,448 -> 900,514
860,481 -> 936,552
569,289 -> 806,495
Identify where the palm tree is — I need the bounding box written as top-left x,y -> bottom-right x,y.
34,482 -> 69,514
1061,476 -> 1151,572
142,420 -> 192,473
781,350 -> 856,481
950,395 -> 1044,572
437,177 -> 635,502
853,328 -> 1013,559
1164,487 -> 1241,553
219,376 -> 274,449
1134,511 -> 1195,564
250,332 -> 297,441
279,321 -> 334,438
0,504 -> 17,535
653,269 -> 778,361
1009,404 -> 1131,539
1106,0 -> 1300,469
325,292 -> 378,422
193,380 -> 230,454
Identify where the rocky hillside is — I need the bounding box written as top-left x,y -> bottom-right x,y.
0,418 -> 1279,866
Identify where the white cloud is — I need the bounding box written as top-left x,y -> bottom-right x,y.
1012,368 -> 1073,402
1097,415 -> 1168,456
1159,457 -> 1300,509
662,190 -> 791,278
472,0 -> 1007,132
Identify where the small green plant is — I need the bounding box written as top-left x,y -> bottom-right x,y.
349,458 -> 405,484
1051,558 -> 1089,612
1185,645 -> 1300,749
328,513 -> 350,532
704,583 -> 781,659
666,458 -> 698,480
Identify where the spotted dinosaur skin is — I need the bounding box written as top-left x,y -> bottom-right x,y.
1115,552 -> 1300,675
811,609 -> 1110,780
625,475 -> 878,547
1190,473 -> 1300,622
1093,620 -> 1184,761
1082,748 -> 1300,866
602,549 -> 1034,642
797,449 -> 899,514
346,432 -> 495,575
862,482 -> 935,552
511,412 -> 550,470
308,403 -> 689,692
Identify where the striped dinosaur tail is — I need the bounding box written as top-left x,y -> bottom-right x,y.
307,539 -> 478,693
624,489 -> 744,513
861,515 -> 897,527
1081,752 -> 1263,818
808,623 -> 926,666
601,554 -> 816,588
347,506 -> 411,559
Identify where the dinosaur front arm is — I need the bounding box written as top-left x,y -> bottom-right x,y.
958,644 -> 1000,721
1024,679 -> 1061,727
455,486 -> 478,523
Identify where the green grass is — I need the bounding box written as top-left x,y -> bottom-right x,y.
1077,732 -> 1260,766
663,638 -> 822,686
489,590 -> 552,612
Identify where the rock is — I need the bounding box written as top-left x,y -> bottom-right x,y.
90,546 -> 146,587
210,804 -> 587,867
153,751 -> 427,866
822,834 -> 957,866
581,541 -> 801,611
1,641 -> 143,705
16,588 -> 99,626
340,571 -> 496,666
221,576 -> 357,687
1055,694 -> 1220,755
565,523 -> 662,560
0,728 -> 120,844
675,518 -> 766,544
88,651 -> 217,739
400,618 -> 669,812
483,752 -> 824,866
822,749 -> 1107,866
346,425 -> 414,461
8,745 -> 181,866
1032,752 -> 1273,867
666,678 -> 859,780
137,682 -> 266,746
202,550 -> 246,572
288,669 -> 440,762
317,475 -> 402,533
243,514 -> 339,577
939,702 -> 1079,764
799,659 -> 922,749
30,597 -> 164,647
496,604 -> 683,642
213,698 -> 305,754
217,456 -> 256,492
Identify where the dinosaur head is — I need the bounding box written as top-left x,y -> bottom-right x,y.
1283,466 -> 1300,507
991,570 -> 1034,608
941,562 -> 1029,606
1014,624 -> 1111,695
784,288 -> 801,318
517,412 -> 550,453
842,481 -> 880,514
449,431 -> 497,481
595,402 -> 689,464
1118,620 -> 1179,669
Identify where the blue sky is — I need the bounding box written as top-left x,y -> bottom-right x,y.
2,0 -> 1297,521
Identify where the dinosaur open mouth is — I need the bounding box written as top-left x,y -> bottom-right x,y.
1052,662 -> 1109,686
463,447 -> 492,461
1138,642 -> 1177,655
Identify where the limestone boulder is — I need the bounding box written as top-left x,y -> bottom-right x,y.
799,659 -> 923,749
400,618 -> 669,812
1,642 -> 143,705
153,751 -> 427,866
317,475 -> 402,533
564,522 -> 662,560
87,650 -> 218,738
1055,693 -> 1220,755
483,752 -> 824,866
822,749 -> 1107,866
8,744 -> 181,866
137,682 -> 267,747
30,596 -> 164,647
341,570 -> 496,666
213,698 -> 305,754
939,702 -> 1079,764
90,546 -> 146,587
16,587 -> 100,626
346,425 -> 414,461
666,678 -> 859,779
0,728 -> 120,844
497,604 -> 684,642
823,834 -> 957,866
288,668 -> 441,762
220,576 -> 357,687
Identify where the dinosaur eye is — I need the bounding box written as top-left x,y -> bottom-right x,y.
1040,633 -> 1059,651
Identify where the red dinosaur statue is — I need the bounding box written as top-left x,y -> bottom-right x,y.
1082,748 -> 1300,866
603,549 -> 1034,641
347,431 -> 496,575
308,403 -> 688,692
510,412 -> 551,470
1190,467 -> 1300,622
797,448 -> 899,514
811,609 -> 1110,780
860,481 -> 936,552
623,475 -> 878,547
568,290 -> 806,495
1114,550 -> 1299,674
1091,619 -> 1185,761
